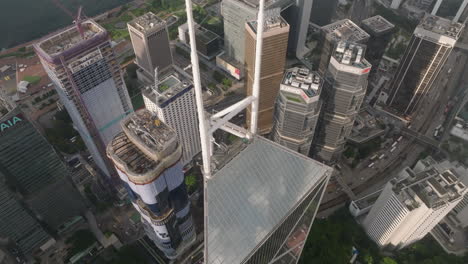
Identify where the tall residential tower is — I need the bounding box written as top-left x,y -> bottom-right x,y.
34,20 -> 133,178
107,109 -> 195,259
313,42 -> 371,163
245,15 -> 290,134
386,14 -> 463,118
272,67 -> 323,155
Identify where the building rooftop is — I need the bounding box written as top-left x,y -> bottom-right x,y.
332,41 -> 371,69
206,136 -> 332,264
322,19 -> 370,43
361,15 -> 395,35
107,109 -> 181,183
353,189 -> 383,211
121,109 -> 177,156
234,0 -> 294,8
35,20 -> 106,56
281,67 -> 322,99
248,15 -> 289,33
143,66 -> 193,107
417,14 -> 464,40
392,158 -> 466,210
196,27 -> 220,44
128,12 -> 166,34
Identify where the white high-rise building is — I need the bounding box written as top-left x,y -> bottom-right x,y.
143,67 -> 200,165
34,20 -> 133,178
363,157 -> 467,249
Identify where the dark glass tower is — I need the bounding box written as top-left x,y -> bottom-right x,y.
0,108 -> 85,254
386,15 -> 463,118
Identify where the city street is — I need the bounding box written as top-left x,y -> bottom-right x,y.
320,43 -> 468,214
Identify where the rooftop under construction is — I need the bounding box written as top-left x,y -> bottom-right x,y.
35,20 -> 106,56
322,19 -> 370,43
107,109 -> 180,180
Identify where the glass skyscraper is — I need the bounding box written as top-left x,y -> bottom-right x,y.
0,108 -> 85,256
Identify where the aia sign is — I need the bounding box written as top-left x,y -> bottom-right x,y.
0,114 -> 23,133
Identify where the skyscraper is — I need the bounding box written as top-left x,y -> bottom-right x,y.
245,15 -> 290,134
363,157 -> 467,249
221,0 -> 310,63
0,108 -> 85,235
143,67 -> 200,165
386,14 -> 463,118
181,0 -> 334,262
318,19 -> 369,76
0,171 -> 52,257
313,41 -> 371,163
128,12 -> 173,83
272,67 -> 323,155
107,109 -> 195,259
34,20 -> 133,178
206,136 -> 332,263
361,16 -> 395,77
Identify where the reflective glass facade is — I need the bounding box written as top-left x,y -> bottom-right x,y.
206,137 -> 332,264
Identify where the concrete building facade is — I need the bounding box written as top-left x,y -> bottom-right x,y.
107,109 -> 195,259
128,12 -> 173,83
34,20 -> 133,178
313,41 -> 371,163
363,157 -> 467,249
245,15 -> 290,134
272,67 -> 323,155
386,14 -> 463,119
143,67 -> 200,165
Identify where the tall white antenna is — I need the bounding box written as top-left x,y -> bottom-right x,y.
454,0 -> 468,22
432,0 -> 444,15
154,67 -> 159,90
184,0 -> 265,261
250,0 -> 266,135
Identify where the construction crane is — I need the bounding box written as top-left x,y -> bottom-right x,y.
50,0 -> 85,38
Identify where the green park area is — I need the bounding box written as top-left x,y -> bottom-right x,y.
299,208 -> 468,264
23,75 -> 41,85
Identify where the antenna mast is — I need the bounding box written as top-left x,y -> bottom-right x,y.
184,0 -> 265,262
